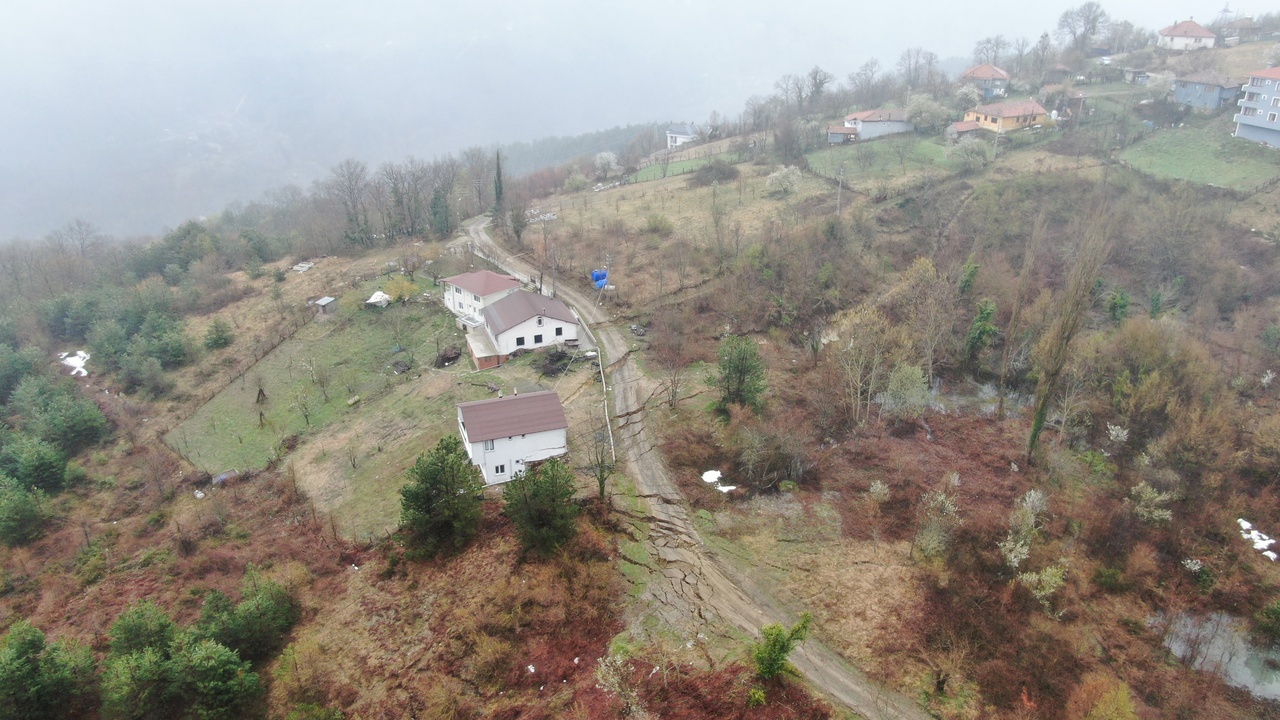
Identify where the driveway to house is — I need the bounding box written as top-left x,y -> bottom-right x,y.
460,216 -> 930,720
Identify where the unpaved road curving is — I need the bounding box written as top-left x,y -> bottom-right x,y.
462,217 -> 929,720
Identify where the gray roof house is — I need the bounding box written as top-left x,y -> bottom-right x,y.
666,123 -> 700,149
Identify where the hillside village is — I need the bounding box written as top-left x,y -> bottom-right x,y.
5,4 -> 1280,720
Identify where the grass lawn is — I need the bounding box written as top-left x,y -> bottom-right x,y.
806,135 -> 957,186
628,153 -> 745,183
1120,114 -> 1280,192
165,275 -> 461,474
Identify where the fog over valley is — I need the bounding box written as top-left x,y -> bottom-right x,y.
1,0 -> 1217,238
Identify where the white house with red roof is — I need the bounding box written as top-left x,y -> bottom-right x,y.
1158,19 -> 1217,50
456,390 -> 568,484
959,64 -> 1010,100
1234,67 -> 1280,146
841,108 -> 915,140
441,270 -> 522,327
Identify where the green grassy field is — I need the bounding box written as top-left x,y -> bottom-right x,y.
806,135 -> 956,185
628,152 -> 744,183
165,276 -> 461,474
1120,114 -> 1280,192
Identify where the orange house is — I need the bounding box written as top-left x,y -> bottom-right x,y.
963,99 -> 1048,133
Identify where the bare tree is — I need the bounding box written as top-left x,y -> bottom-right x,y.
1027,205 -> 1114,460
774,74 -> 806,111
1012,36 -> 1030,75
328,159 -> 372,246
805,65 -> 835,111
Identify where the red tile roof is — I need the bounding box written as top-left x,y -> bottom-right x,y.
949,121 -> 983,133
443,270 -> 521,297
1159,20 -> 1216,38
482,290 -> 578,337
1246,67 -> 1280,81
458,391 -> 567,442
827,126 -> 859,134
971,99 -> 1047,118
844,108 -> 909,122
961,64 -> 1010,81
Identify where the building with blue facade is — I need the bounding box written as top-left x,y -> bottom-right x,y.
1234,67 -> 1280,146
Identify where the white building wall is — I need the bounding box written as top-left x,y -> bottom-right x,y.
1160,35 -> 1213,51
489,316 -> 579,356
444,284 -> 518,322
857,120 -> 916,140
465,429 -> 568,484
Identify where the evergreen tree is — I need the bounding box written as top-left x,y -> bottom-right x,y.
492,151 -> 504,216
713,335 -> 767,413
0,621 -> 97,720
503,458 -> 578,556
399,436 -> 484,556
429,186 -> 452,239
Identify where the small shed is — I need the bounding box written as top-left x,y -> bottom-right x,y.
827,126 -> 858,144
945,121 -> 983,141
315,296 -> 337,315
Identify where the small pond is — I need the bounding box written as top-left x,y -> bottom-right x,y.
1156,612 -> 1280,700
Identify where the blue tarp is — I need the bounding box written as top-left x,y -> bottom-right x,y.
591,269 -> 608,289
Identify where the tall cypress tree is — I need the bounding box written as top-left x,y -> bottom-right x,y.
492,151 -> 504,215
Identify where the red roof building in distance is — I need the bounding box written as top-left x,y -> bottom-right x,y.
1158,19 -> 1217,50
961,64 -> 1010,81
457,391 -> 568,443
442,270 -> 521,297
844,109 -> 910,123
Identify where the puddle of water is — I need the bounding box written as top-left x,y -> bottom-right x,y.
1157,612 -> 1280,700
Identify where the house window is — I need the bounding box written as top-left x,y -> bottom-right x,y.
1272,97 -> 1280,107
536,317 -> 543,326
483,439 -> 494,451
1251,77 -> 1264,87
1247,92 -> 1262,102
1178,81 -> 1187,88
473,294 -> 480,302
555,327 -> 563,337
534,334 -> 543,343
1270,112 -> 1279,123
1243,107 -> 1259,116
495,464 -> 505,475
516,336 -> 525,346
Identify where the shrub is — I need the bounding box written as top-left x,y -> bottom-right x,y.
0,477 -> 45,547
203,319 -> 234,350
110,600 -> 178,657
399,436 -> 484,557
643,214 -> 674,237
1257,600 -> 1280,644
196,570 -> 300,663
0,620 -> 97,719
686,159 -> 740,188
503,459 -> 579,556
751,612 -> 812,680
2,436 -> 67,493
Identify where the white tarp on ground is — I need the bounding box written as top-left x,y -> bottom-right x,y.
366,291 -> 392,307
58,351 -> 89,377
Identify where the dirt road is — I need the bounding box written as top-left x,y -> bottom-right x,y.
462,217 -> 929,719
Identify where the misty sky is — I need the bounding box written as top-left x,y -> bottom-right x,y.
0,0 -> 1241,238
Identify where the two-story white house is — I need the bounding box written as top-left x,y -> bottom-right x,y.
1158,19 -> 1217,51
474,290 -> 579,368
456,391 -> 568,485
441,270 -> 522,327
1234,67 -> 1280,146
